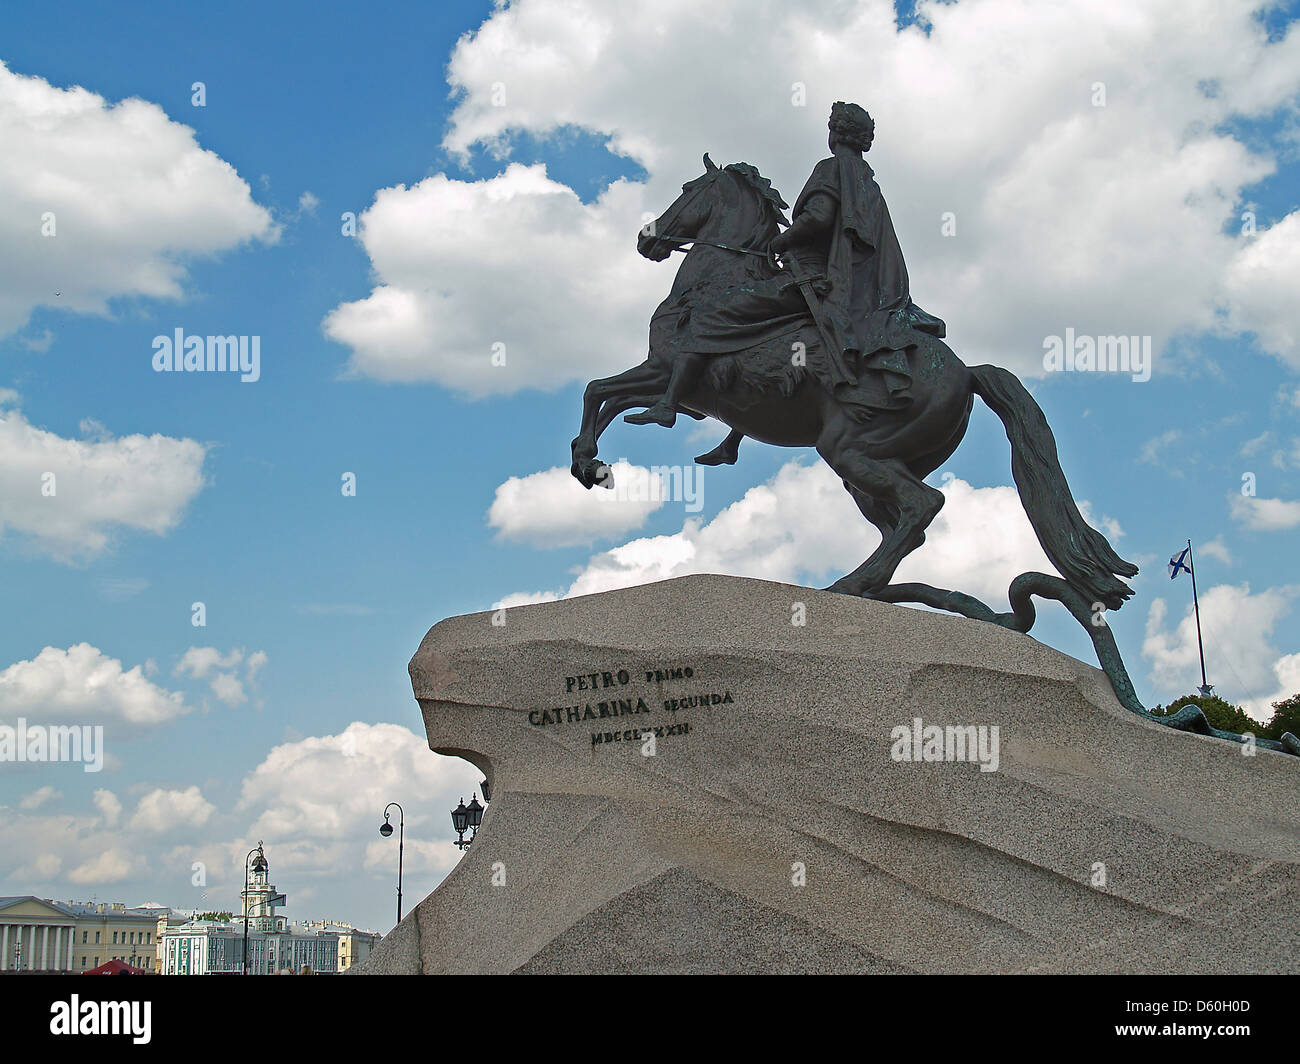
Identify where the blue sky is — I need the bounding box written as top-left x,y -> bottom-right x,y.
1,0 -> 1298,934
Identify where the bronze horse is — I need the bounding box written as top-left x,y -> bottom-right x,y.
570,156 -> 1137,612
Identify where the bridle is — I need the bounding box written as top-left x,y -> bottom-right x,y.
651,170 -> 784,267
656,233 -> 781,270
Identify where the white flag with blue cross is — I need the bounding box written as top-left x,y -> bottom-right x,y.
1168,546 -> 1191,579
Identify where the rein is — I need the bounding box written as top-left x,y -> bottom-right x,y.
659,234 -> 775,262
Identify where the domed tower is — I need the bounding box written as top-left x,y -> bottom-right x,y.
241,842 -> 287,933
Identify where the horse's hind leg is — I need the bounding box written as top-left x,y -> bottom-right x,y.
846,485 -> 899,546
819,433 -> 945,596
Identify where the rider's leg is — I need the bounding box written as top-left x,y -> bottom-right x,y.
624,352 -> 704,427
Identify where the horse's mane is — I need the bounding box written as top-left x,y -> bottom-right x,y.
711,163 -> 789,280
723,162 -> 791,228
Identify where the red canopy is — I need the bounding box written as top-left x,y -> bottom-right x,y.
82,959 -> 148,975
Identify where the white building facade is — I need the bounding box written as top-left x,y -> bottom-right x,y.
0,897 -> 167,972
0,898 -> 77,971
160,921 -> 339,975
160,843 -> 339,974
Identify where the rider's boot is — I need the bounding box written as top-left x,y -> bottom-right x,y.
624,400 -> 677,427
624,354 -> 703,427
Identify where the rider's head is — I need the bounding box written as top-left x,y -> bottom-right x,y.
828,101 -> 874,154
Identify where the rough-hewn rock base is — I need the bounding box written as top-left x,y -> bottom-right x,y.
354,575 -> 1300,974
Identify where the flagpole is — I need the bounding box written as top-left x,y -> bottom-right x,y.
1186,538 -> 1210,696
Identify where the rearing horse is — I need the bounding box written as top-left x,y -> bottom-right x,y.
566,156 -> 1300,757
570,155 -> 1136,611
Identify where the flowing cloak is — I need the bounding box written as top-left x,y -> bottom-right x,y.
690,153 -> 937,409
791,153 -> 913,406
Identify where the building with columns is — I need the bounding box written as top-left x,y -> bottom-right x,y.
0,897 -> 166,972
0,897 -> 78,972
2,847 -> 366,975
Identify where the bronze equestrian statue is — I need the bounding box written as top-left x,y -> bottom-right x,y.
569,102 -> 1298,756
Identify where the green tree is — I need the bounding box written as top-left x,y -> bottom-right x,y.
1262,692 -> 1300,742
1150,694 -> 1261,736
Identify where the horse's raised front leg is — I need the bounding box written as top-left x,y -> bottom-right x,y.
573,391 -> 670,489
571,361 -> 669,487
574,390 -> 682,489
817,426 -> 945,596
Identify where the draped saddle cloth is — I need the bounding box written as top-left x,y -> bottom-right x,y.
851,300 -> 946,411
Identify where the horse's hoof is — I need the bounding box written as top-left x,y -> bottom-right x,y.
571,462 -> 593,489
825,573 -> 889,598
571,458 -> 612,489
571,458 -> 605,489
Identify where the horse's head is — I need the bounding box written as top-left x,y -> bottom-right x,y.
638,153 -> 723,261
637,154 -> 788,262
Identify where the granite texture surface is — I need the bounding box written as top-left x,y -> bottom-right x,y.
352,574 -> 1300,974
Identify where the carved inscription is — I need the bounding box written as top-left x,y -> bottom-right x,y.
526,662 -> 733,749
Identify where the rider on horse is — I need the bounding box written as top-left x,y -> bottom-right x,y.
625,101 -> 944,430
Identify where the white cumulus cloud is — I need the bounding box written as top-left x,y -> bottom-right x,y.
18,785 -> 61,811
323,164 -> 661,394
93,789 -> 122,827
1231,493 -> 1300,531
0,60 -> 277,337
0,643 -> 189,726
0,401 -> 207,560
1143,582 -> 1298,719
501,460 -> 1088,609
1223,209 -> 1300,367
235,721 -> 482,881
174,646 -> 267,707
326,0 -> 1300,392
68,848 -> 135,885
488,460 -> 672,546
129,786 -> 215,834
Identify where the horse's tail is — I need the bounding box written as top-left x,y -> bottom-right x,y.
970,364 -> 1138,611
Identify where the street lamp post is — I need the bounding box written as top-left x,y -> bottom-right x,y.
379,802 -> 405,924
241,842 -> 266,977
451,793 -> 485,850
